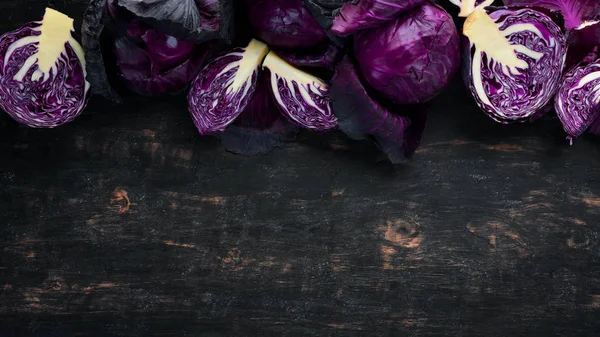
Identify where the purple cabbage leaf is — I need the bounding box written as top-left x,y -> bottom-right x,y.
0,8 -> 90,128
330,56 -> 427,164
331,0 -> 427,35
566,21 -> 600,70
462,7 -> 567,123
354,3 -> 460,104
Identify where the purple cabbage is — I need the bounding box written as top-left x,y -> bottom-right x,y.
462,7 -> 567,123
188,40 -> 268,135
188,39 -> 337,154
555,52 -> 600,141
0,8 -> 90,128
330,56 -> 427,163
82,0 -> 232,99
110,19 -> 212,97
248,0 -> 328,49
353,3 -> 460,104
331,0 -> 427,35
262,52 -> 337,130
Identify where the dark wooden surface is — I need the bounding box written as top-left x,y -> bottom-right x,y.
3,2 -> 600,336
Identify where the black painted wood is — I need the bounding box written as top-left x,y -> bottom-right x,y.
2,2 -> 600,336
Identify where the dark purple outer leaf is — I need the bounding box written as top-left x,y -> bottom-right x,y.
353,3 -> 460,104
567,22 -> 600,70
303,0 -> 351,47
463,7 -> 567,123
276,43 -> 343,68
218,75 -> 299,155
330,56 -> 427,163
82,0 -> 121,101
331,0 -> 427,36
249,0 -> 327,49
502,0 -> 600,29
588,114 -> 600,135
0,22 -> 89,128
554,58 -> 600,139
188,48 -> 260,135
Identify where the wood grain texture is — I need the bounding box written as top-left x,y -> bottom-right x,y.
2,1 -> 600,336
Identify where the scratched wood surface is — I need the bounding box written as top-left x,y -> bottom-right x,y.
3,1 -> 600,336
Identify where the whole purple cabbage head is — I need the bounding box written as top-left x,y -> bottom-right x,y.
331,0 -> 427,35
188,39 -> 336,145
82,0 -> 233,100
248,0 -> 327,49
0,8 -> 90,128
353,3 -> 460,104
555,53 -> 600,141
462,7 -> 567,123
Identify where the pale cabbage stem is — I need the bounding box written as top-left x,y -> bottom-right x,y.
4,8 -> 89,91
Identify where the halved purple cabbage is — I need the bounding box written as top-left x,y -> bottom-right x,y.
330,56 -> 427,163
248,0 -> 327,49
262,52 -> 337,130
331,0 -> 427,35
353,3 -> 460,104
462,7 -> 567,123
449,0 -> 494,17
188,39 -> 336,154
188,40 -> 269,135
0,8 -> 90,128
555,54 -> 600,141
218,75 -> 299,155
502,0 -> 600,29
82,0 -> 232,99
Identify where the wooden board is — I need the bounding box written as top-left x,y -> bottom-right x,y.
2,1 -> 600,336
